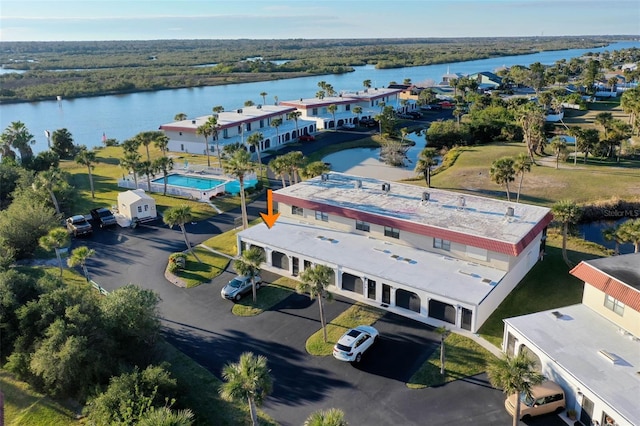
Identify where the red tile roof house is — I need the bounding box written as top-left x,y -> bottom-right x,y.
503,253 -> 640,426
237,172 -> 553,334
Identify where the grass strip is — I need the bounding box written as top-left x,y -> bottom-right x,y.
232,276 -> 300,316
305,302 -> 386,356
406,333 -> 496,389
172,246 -> 230,288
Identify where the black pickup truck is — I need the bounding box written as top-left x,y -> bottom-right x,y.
90,207 -> 118,228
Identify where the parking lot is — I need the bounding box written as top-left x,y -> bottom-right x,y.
75,124 -> 567,425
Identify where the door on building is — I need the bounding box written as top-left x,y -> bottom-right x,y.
367,280 -> 376,300
292,257 -> 299,276
461,308 -> 473,331
579,396 -> 594,426
382,284 -> 391,305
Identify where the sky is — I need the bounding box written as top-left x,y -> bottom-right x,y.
1,0 -> 639,42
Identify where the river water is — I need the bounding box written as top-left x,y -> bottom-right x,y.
1,41 -> 638,155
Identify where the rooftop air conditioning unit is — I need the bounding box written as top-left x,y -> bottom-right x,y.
506,207 -> 515,217
257,104 -> 262,109
191,120 -> 196,124
321,173 -> 329,182
237,109 -> 243,114
382,183 -> 391,193
422,192 -> 430,202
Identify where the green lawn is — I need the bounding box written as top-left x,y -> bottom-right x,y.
0,370 -> 80,426
231,276 -> 300,316
406,333 -> 496,389
429,142 -> 640,206
171,246 -> 231,288
305,303 -> 386,356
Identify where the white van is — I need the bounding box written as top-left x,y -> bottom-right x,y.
505,381 -> 565,420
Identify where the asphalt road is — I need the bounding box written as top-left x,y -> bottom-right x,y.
75,116 -> 567,425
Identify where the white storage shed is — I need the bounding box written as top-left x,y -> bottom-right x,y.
117,189 -> 157,223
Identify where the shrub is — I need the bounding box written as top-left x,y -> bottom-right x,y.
168,252 -> 187,273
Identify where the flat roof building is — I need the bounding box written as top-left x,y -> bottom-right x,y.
238,172 -> 552,332
504,253 -> 640,426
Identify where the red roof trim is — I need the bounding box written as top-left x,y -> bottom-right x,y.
570,262 -> 640,311
274,194 -> 552,257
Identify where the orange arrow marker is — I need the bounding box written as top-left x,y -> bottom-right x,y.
260,189 -> 280,229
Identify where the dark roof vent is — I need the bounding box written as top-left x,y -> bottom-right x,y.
191,120 -> 196,124
457,195 -> 466,210
422,192 -> 430,202
237,109 -> 243,114
506,206 -> 515,217
355,179 -> 362,189
257,104 -> 262,109
321,173 -> 329,182
382,183 -> 391,193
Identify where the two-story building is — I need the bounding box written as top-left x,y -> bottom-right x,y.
159,104 -> 317,155
503,253 -> 640,426
237,172 -> 552,333
279,87 -> 403,130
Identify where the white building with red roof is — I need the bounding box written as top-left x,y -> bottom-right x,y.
237,172 -> 552,333
159,104 -> 317,155
503,253 -> 640,426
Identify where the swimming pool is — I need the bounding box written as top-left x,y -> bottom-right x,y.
152,174 -> 226,190
151,174 -> 258,195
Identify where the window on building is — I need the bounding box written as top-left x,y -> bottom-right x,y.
144,205 -> 148,211
346,104 -> 351,111
312,108 -> 318,116
260,119 -> 264,128
315,211 -> 328,221
604,294 -> 625,316
434,238 -> 451,251
356,220 -> 370,232
137,206 -> 142,213
222,129 -> 228,138
246,123 -> 252,131
292,206 -> 303,216
384,226 -> 400,239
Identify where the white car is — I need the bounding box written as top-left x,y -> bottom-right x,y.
332,325 -> 379,362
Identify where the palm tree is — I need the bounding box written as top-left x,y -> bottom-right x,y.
577,128 -> 600,164
32,168 -> 65,214
488,352 -> 545,426
551,200 -> 582,266
137,160 -> 156,192
304,408 -> 348,426
244,100 -> 255,107
75,147 -> 97,199
0,121 -> 35,164
315,90 -> 325,100
602,224 -> 623,255
327,104 -> 337,129
490,157 -> 516,201
549,136 -> 568,169
269,156 -> 288,188
122,137 -> 141,155
154,133 -> 170,156
224,149 -> 255,230
196,116 -> 217,168
135,130 -> 159,162
270,118 -> 283,146
513,153 -> 531,204
435,326 -> 450,375
120,150 -> 142,188
301,161 -> 330,179
260,91 -> 267,105
213,105 -> 224,114
163,205 -> 202,262
219,352 -> 273,426
297,264 -> 334,343
153,156 -> 174,195
246,132 -> 264,177
414,147 -> 438,188
39,228 -> 70,276
352,106 -> 363,125
234,247 -> 266,303
363,79 -> 372,90
138,407 -> 194,426
283,151 -> 305,185
287,110 -> 302,139
617,218 -> 640,253
595,112 -> 614,140
174,112 -> 187,121
67,246 -> 96,281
